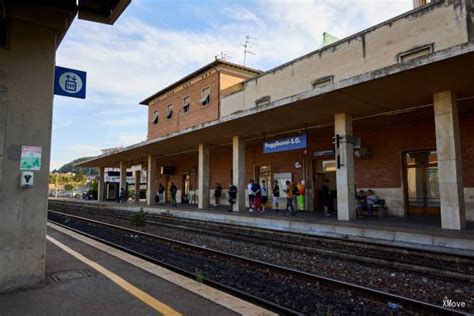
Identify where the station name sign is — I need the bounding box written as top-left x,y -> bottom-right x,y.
263,135 -> 307,154
54,66 -> 87,99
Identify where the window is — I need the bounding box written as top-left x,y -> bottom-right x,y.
200,87 -> 210,106
165,104 -> 173,119
255,95 -> 271,107
183,96 -> 190,113
398,44 -> 433,63
150,110 -> 159,125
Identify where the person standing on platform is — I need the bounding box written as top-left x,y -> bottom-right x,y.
252,180 -> 262,213
296,180 -> 305,211
261,180 -> 268,213
158,183 -> 165,204
321,179 -> 331,216
227,182 -> 237,212
248,180 -> 255,212
214,183 -> 222,206
283,180 -> 295,215
272,180 -> 280,212
170,182 -> 178,207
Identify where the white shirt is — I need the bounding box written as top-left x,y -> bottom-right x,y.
247,183 -> 254,195
261,184 -> 268,197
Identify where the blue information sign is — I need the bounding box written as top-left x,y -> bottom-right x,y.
263,135 -> 307,154
54,66 -> 87,99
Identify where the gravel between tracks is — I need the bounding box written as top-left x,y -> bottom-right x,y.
49,205 -> 474,314
49,212 -> 393,315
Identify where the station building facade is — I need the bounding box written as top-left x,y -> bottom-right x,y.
79,0 -> 474,231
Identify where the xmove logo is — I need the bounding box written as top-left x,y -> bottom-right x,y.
442,296 -> 466,309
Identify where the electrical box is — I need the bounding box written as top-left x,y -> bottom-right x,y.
20,171 -> 34,188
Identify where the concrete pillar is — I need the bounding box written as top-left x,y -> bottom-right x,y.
146,155 -> 157,206
198,144 -> 210,209
119,161 -> 127,192
98,167 -> 105,201
334,113 -> 356,221
232,136 -> 246,211
134,170 -> 140,201
434,91 -> 466,230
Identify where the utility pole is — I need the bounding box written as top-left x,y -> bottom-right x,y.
55,172 -> 59,198
242,35 -> 256,66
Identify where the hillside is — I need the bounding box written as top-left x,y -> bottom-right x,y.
52,157 -> 98,175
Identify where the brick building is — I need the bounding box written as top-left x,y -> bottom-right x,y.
79,0 -> 474,231
142,60 -> 262,140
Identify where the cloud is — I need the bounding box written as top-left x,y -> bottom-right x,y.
52,0 -> 412,169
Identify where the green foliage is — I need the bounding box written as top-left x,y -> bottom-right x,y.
64,184 -> 74,191
129,209 -> 147,226
195,269 -> 204,283
87,179 -> 98,199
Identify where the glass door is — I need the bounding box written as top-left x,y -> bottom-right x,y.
404,150 -> 440,216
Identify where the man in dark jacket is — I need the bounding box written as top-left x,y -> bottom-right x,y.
170,182 -> 178,207
227,182 -> 237,212
321,179 -> 331,216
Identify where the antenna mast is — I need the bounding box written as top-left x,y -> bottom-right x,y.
242,35 -> 256,66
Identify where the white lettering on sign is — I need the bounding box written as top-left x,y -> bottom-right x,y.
264,137 -> 301,150
58,72 -> 83,94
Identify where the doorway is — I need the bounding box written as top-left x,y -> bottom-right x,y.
255,164 -> 272,186
403,150 -> 440,216
181,174 -> 190,203
312,159 -> 337,212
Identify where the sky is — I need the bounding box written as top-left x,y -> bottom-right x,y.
51,0 -> 413,170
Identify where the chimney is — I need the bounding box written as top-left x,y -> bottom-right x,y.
413,0 -> 428,9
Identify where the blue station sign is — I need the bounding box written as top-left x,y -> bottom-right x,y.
263,135 -> 307,154
54,66 -> 87,99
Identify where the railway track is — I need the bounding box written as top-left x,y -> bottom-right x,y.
49,200 -> 474,283
48,209 -> 467,315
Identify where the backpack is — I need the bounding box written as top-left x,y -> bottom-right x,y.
292,185 -> 299,196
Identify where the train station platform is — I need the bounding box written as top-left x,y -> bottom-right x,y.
50,198 -> 474,256
0,222 -> 273,316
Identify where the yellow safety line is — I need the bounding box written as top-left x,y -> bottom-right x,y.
46,235 -> 182,316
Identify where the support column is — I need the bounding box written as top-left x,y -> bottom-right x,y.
232,136 -> 246,212
146,155 -> 157,206
334,113 -> 356,221
434,91 -> 466,230
98,166 -> 105,201
198,144 -> 210,209
134,170 -> 140,201
119,161 -> 127,192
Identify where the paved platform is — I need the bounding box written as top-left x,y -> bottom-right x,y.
0,223 -> 273,316
50,198 -> 474,256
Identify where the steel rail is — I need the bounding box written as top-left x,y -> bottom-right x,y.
48,210 -> 468,315
48,201 -> 474,281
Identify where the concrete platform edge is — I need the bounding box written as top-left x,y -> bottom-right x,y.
47,222 -> 276,316
50,201 -> 474,257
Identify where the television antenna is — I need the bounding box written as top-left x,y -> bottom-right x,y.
215,50 -> 231,61
242,35 -> 257,66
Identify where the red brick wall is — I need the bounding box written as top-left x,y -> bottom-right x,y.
147,71 -> 220,140
150,111 -> 474,194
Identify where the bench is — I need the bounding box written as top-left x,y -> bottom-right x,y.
358,199 -> 388,217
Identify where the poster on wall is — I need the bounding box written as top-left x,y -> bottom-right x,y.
20,146 -> 42,171
273,172 -> 292,198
